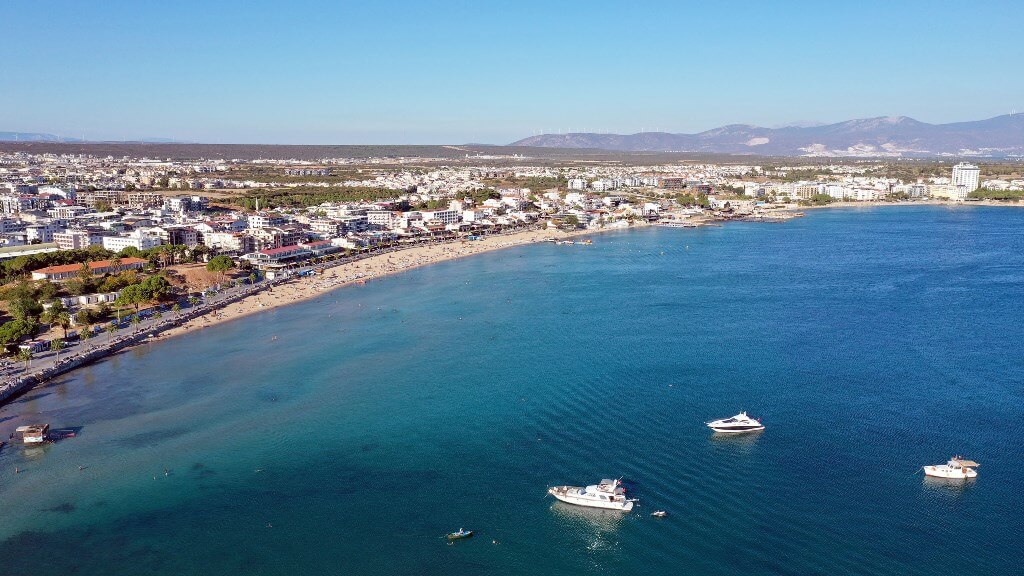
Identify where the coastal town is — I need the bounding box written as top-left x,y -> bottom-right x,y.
0,150 -> 1020,407
4,0 -> 1023,571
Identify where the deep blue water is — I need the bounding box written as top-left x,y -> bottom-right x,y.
1,205 -> 1022,575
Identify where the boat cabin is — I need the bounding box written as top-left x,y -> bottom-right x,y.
951,458 -> 980,470
14,424 -> 49,444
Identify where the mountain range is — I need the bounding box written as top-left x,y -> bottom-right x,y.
0,132 -> 187,144
510,114 -> 1024,157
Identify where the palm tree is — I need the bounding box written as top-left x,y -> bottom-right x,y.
153,311 -> 163,321
172,303 -> 181,317
54,311 -> 71,339
81,325 -> 93,347
188,295 -> 199,308
106,324 -> 117,342
17,348 -> 32,372
50,339 -> 64,363
110,255 -> 122,272
249,272 -> 257,286
131,315 -> 141,333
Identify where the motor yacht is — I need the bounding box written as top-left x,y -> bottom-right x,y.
548,478 -> 635,511
923,457 -> 979,479
706,412 -> 764,434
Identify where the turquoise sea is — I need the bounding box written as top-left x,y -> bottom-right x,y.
1,206 -> 1022,575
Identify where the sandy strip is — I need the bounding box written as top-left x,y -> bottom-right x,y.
157,227 -> 610,339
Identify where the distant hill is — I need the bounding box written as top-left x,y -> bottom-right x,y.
0,132 -> 189,144
510,115 -> 1024,157
0,132 -> 82,143
0,142 -> 753,163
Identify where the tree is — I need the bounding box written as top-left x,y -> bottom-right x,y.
116,284 -> 148,312
42,301 -> 72,338
75,263 -> 95,285
140,275 -> 172,301
109,255 -> 122,272
172,303 -> 181,317
106,323 -> 117,342
36,281 -> 58,302
131,314 -> 141,332
248,272 -> 257,285
81,326 -> 93,345
188,295 -> 200,307
53,311 -> 71,339
50,338 -> 64,363
9,297 -> 43,321
119,246 -> 142,259
16,348 -> 32,371
0,319 -> 36,345
75,309 -> 94,326
206,255 -> 235,273
66,277 -> 93,296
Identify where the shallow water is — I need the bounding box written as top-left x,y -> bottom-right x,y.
1,206 -> 1022,575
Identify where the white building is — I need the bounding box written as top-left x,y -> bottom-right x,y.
53,230 -> 100,250
367,210 -> 400,230
247,213 -> 287,229
25,221 -> 64,244
102,230 -> 162,251
951,162 -> 980,192
420,209 -> 460,225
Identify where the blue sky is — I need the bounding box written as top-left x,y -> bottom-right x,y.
2,0 -> 1022,144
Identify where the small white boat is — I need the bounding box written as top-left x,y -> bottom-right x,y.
446,528 -> 473,540
706,412 -> 764,434
923,457 -> 979,479
548,478 -> 635,511
651,510 -> 668,518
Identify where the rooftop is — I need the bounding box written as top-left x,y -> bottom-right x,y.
32,257 -> 147,275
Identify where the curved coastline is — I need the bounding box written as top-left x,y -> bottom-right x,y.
0,225 -> 630,407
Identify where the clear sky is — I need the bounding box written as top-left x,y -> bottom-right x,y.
2,0 -> 1022,144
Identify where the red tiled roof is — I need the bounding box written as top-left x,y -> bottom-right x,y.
32,257 -> 147,275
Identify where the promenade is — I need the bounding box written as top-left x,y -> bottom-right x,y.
0,224 -> 561,408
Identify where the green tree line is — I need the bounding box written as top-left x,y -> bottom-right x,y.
237,186 -> 407,210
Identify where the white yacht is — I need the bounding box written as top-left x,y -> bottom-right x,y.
548,478 -> 635,511
706,412 -> 764,434
923,457 -> 979,479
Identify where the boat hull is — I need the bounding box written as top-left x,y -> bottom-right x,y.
708,425 -> 764,434
548,487 -> 634,511
923,466 -> 977,479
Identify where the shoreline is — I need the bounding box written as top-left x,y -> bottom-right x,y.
155,225 -> 629,341
788,199 -> 1024,211
0,224 -> 638,407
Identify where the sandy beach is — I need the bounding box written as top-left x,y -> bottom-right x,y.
158,227 -> 601,339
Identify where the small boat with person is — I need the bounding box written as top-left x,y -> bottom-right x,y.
548,478 -> 635,511
706,412 -> 764,434
923,457 -> 979,479
446,528 -> 473,541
